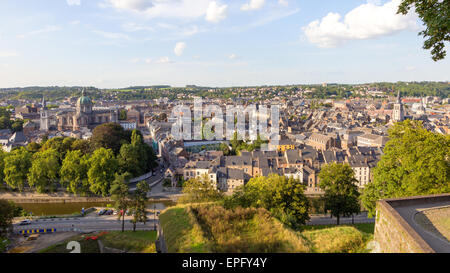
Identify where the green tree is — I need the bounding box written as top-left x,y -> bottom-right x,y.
362,120 -> 450,217
110,173 -> 130,232
87,148 -> 119,196
118,144 -> 142,176
398,0 -> 450,61
26,142 -> 41,153
91,123 -> 131,155
27,148 -> 60,193
71,139 -> 91,155
131,181 -> 150,232
60,150 -> 90,195
180,174 -> 223,203
3,147 -> 32,191
319,163 -> 361,225
232,174 -> 310,227
0,150 -> 6,188
11,120 -> 24,132
0,200 -> 15,237
119,109 -> 127,120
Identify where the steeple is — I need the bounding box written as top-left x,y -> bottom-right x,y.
42,96 -> 47,109
396,90 -> 401,104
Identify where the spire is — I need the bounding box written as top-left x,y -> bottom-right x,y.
81,88 -> 85,97
42,95 -> 46,108
396,89 -> 401,104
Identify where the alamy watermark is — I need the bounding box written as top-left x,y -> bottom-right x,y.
170,98 -> 280,151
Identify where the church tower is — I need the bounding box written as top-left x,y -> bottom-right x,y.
40,96 -> 49,131
392,90 -> 404,122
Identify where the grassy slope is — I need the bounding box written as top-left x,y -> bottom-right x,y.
159,205 -> 211,253
101,231 -> 157,253
160,205 -> 373,253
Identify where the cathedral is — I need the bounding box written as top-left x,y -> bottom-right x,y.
43,89 -> 119,131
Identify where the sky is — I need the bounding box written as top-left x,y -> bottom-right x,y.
0,0 -> 448,88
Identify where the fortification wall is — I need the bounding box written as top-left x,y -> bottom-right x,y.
373,194 -> 450,253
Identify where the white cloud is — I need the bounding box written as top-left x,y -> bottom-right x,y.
106,0 -> 214,21
156,56 -> 173,64
174,42 -> 186,56
302,0 -> 417,48
229,53 -> 238,60
18,25 -> 62,38
205,1 -> 228,23
278,0 -> 288,7
107,0 -> 153,11
241,0 -> 265,11
67,0 -> 81,6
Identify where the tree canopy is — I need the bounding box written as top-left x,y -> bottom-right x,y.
318,163 -> 361,225
362,120 -> 450,217
398,0 -> 450,61
225,174 -> 310,228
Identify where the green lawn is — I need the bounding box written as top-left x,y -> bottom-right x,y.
101,231 -> 157,253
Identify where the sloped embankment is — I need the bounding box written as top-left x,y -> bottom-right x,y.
159,204 -> 369,253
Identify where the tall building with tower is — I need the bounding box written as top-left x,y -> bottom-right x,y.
40,96 -> 49,131
392,90 -> 404,122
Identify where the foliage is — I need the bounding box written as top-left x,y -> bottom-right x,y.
27,148 -> 60,193
362,120 -> 450,217
91,123 -> 131,155
398,0 -> 450,61
60,150 -> 90,195
0,199 -> 15,237
110,173 -> 130,232
192,205 -> 309,253
3,147 -> 32,191
224,174 -> 310,228
180,174 -> 223,204
71,139 -> 91,155
88,148 -> 118,196
318,163 -> 361,225
130,181 -> 150,232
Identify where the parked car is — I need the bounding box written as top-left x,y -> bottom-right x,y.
19,219 -> 31,226
105,210 -> 114,215
98,209 -> 106,216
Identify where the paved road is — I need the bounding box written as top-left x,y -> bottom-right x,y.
13,214 -> 159,233
307,212 -> 374,225
394,201 -> 450,253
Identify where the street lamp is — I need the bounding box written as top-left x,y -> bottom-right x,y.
154,204 -> 156,231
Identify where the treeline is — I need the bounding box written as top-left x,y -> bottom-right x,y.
0,123 -> 158,196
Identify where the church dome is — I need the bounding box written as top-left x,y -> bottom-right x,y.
77,89 -> 92,106
77,96 -> 92,105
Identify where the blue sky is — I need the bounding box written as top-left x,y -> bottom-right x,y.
0,0 -> 448,88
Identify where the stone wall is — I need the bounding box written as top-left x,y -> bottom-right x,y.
373,194 -> 450,253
